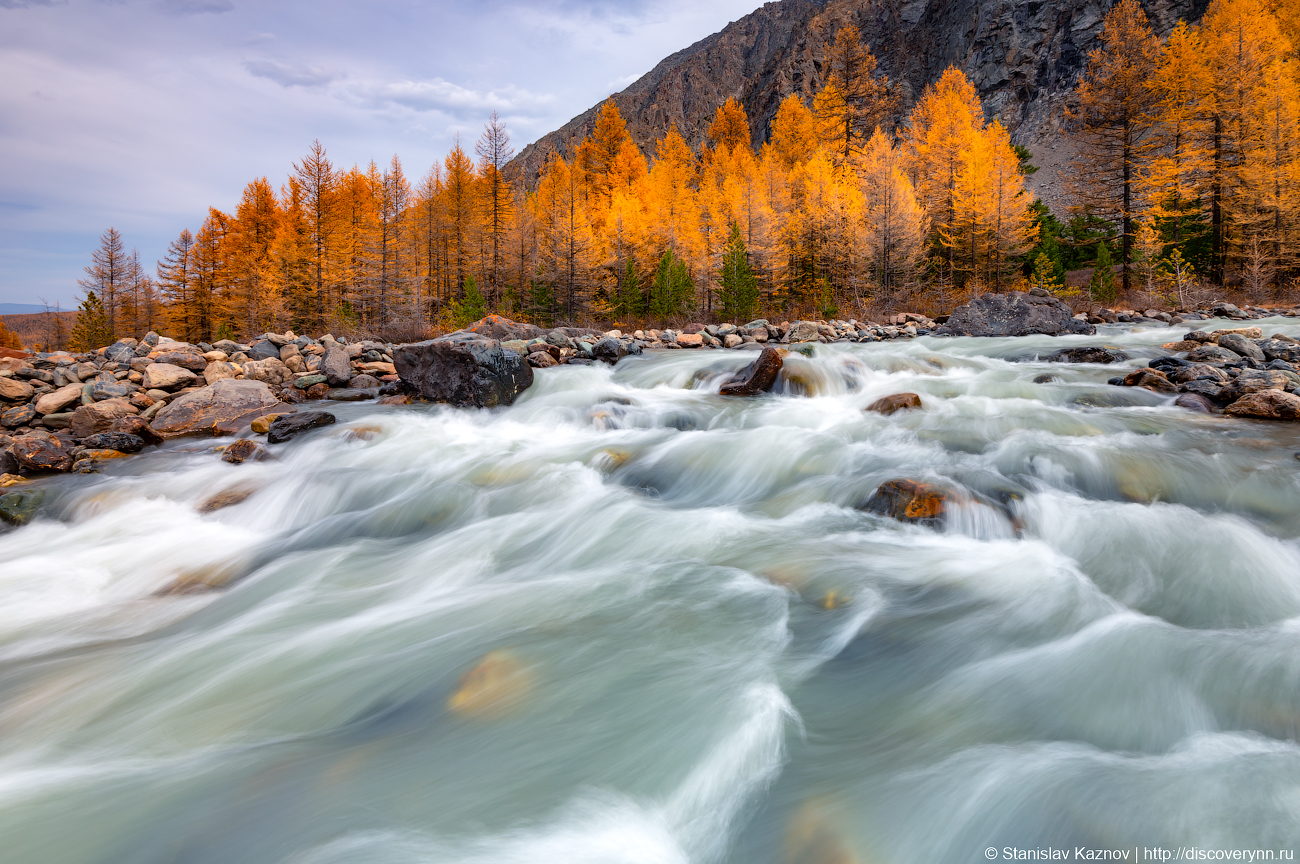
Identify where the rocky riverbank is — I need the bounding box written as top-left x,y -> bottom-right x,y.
4,291 -> 1300,527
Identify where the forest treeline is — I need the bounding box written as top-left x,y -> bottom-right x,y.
62,0 -> 1300,348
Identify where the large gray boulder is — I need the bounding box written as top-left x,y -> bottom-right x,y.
463,315 -> 546,341
393,335 -> 533,408
936,289 -> 1095,337
321,345 -> 352,386
151,378 -> 283,437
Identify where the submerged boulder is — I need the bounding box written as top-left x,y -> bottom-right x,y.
863,479 -> 949,524
865,392 -> 923,415
151,379 -> 283,437
936,289 -> 1095,337
719,346 -> 784,396
393,335 -> 533,408
1045,347 -> 1128,364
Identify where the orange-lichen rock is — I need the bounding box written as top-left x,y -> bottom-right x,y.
864,479 -> 948,523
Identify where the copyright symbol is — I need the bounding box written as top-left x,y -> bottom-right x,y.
986,849 -> 998,860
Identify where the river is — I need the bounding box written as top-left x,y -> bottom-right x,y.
2,318 -> 1299,863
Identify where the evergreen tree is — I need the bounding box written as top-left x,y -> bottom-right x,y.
70,291 -> 112,351
650,249 -> 693,321
1029,253 -> 1066,296
717,223 -> 759,322
450,275 -> 487,328
614,257 -> 644,322
1089,241 -> 1117,303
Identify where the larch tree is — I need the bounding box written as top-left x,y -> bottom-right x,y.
859,129 -> 928,298
293,140 -> 338,330
1068,0 -> 1160,293
157,228 -> 195,340
907,67 -> 985,284
817,25 -> 895,162
443,136 -> 478,299
227,177 -> 281,335
476,112 -> 515,306
77,227 -> 127,342
378,155 -> 411,324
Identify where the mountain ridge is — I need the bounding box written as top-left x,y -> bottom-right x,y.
514,0 -> 1209,187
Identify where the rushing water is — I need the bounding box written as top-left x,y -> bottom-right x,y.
3,318 -> 1300,864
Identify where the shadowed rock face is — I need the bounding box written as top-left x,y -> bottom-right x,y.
514,0 -> 1207,179
393,336 -> 534,408
937,290 -> 1095,337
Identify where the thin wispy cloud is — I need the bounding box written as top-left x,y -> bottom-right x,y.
244,58 -> 340,89
156,0 -> 233,14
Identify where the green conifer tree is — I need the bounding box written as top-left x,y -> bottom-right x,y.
1089,241 -> 1116,304
717,224 -> 759,322
70,291 -> 113,351
450,275 -> 488,328
614,258 -> 644,323
650,249 -> 693,322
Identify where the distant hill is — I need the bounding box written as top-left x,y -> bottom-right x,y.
0,303 -> 53,316
1,311 -> 77,351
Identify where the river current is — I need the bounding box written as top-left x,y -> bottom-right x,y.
3,318 -> 1300,863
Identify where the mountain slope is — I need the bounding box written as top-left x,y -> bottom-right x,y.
514,0 -> 1208,183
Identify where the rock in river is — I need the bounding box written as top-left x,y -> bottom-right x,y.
866,393 -> 923,415
11,436 -> 73,472
864,479 -> 949,524
151,379 -> 283,437
79,432 -> 145,453
1045,347 -> 1128,364
267,411 -> 336,443
393,335 -> 533,408
1224,389 -> 1300,421
935,289 -> 1095,337
719,346 -> 783,396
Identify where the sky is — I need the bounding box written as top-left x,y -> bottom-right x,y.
0,0 -> 765,308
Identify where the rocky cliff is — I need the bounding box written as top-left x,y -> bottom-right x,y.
513,0 -> 1208,184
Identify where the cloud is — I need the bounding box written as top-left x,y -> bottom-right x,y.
0,0 -> 61,8
351,78 -> 554,118
244,59 -> 340,89
156,0 -> 233,14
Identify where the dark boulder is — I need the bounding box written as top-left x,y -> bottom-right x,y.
247,339 -> 282,361
1177,379 -> 1228,403
103,341 -> 137,363
89,379 -> 134,401
0,488 -> 44,526
2,404 -> 36,428
935,289 -> 1095,337
267,411 -> 336,443
1218,369 -> 1294,403
1187,344 -> 1241,364
79,432 -> 145,453
866,393 -> 923,415
591,337 -> 631,365
719,347 -> 784,396
1259,338 -> 1300,363
325,388 -> 374,401
1045,346 -> 1128,364
393,335 -> 534,408
1174,393 -> 1218,414
11,436 -> 73,472
154,350 -> 208,372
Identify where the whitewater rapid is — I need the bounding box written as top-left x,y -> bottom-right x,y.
2,319 -> 1300,864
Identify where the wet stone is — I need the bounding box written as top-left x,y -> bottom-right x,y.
0,487 -> 45,525
78,432 -> 144,453
222,438 -> 268,464
1045,347 -> 1128,364
719,347 -> 783,396
267,411 -> 336,444
2,404 -> 36,428
863,479 -> 949,524
865,393 -> 923,415
12,436 -> 73,472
